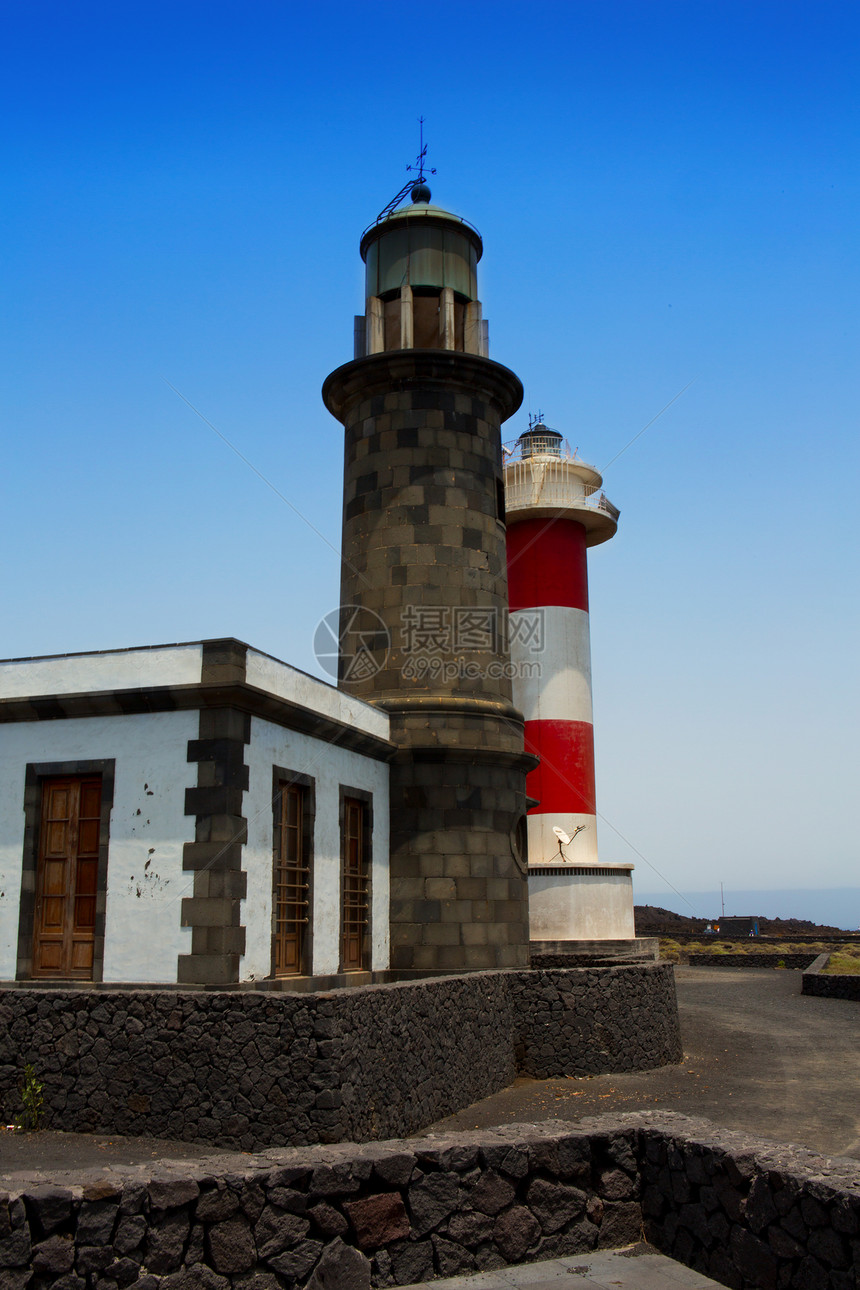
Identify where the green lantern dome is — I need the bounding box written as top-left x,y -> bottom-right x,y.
360,202 -> 482,304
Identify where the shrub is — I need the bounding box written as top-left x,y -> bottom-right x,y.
15,1063 -> 44,1132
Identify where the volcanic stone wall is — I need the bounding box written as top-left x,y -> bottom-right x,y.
511,965 -> 681,1080
802,954 -> 860,1001
686,954 -> 820,970
2,1113 -> 858,1290
0,965 -> 680,1150
638,1114 -> 860,1289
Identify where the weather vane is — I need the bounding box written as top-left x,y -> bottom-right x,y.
374,117 -> 437,223
407,116 -> 436,185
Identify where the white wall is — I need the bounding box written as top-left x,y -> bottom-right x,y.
510,606 -> 593,725
245,649 -> 390,741
242,715 -> 390,979
0,644 -> 202,697
0,712 -> 196,982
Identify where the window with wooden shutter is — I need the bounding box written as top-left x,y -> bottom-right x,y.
340,792 -> 371,972
272,780 -> 312,976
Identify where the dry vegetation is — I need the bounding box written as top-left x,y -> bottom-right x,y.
639,907 -> 860,971
822,945 -> 860,975
658,939 -> 843,965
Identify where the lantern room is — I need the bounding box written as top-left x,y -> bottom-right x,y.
355,184 -> 488,357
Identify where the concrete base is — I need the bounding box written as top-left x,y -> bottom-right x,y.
531,936 -> 659,966
528,862 -> 635,940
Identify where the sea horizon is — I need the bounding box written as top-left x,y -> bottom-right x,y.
631,886 -> 860,932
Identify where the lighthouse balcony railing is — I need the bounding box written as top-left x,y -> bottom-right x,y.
504,461 -> 619,520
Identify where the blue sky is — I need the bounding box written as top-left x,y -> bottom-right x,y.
2,1 -> 857,920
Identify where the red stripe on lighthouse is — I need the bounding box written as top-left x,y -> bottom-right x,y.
507,518 -> 589,612
524,719 -> 596,816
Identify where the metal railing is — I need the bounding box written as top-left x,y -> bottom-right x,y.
504,459 -> 620,520
503,436 -> 575,462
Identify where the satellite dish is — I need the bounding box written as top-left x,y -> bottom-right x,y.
552,826 -> 572,860
551,824 -> 589,860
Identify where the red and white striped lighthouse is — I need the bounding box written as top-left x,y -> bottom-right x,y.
504,421 -> 634,940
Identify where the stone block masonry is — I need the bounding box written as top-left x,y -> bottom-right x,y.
1,1113 -> 858,1289
324,351 -> 535,973
0,964 -> 680,1151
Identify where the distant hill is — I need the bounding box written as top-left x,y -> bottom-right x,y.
634,904 -> 852,937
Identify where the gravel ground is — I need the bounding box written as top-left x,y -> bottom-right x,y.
426,966 -> 860,1159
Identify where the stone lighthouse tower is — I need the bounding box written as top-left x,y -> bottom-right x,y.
323,181 -> 534,971
504,421 -> 635,941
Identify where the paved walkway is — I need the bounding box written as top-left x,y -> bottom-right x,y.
427,966 -> 860,1159
399,1245 -> 720,1288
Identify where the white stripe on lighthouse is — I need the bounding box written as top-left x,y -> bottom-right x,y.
510,605 -> 593,725
529,812 -> 600,867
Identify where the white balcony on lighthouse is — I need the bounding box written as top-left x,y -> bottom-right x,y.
503,430 -> 619,541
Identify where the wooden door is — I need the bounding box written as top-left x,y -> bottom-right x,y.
341,797 -> 369,971
273,783 -> 309,976
33,776 -> 101,979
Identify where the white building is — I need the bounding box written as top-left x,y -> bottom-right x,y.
0,639 -> 391,985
